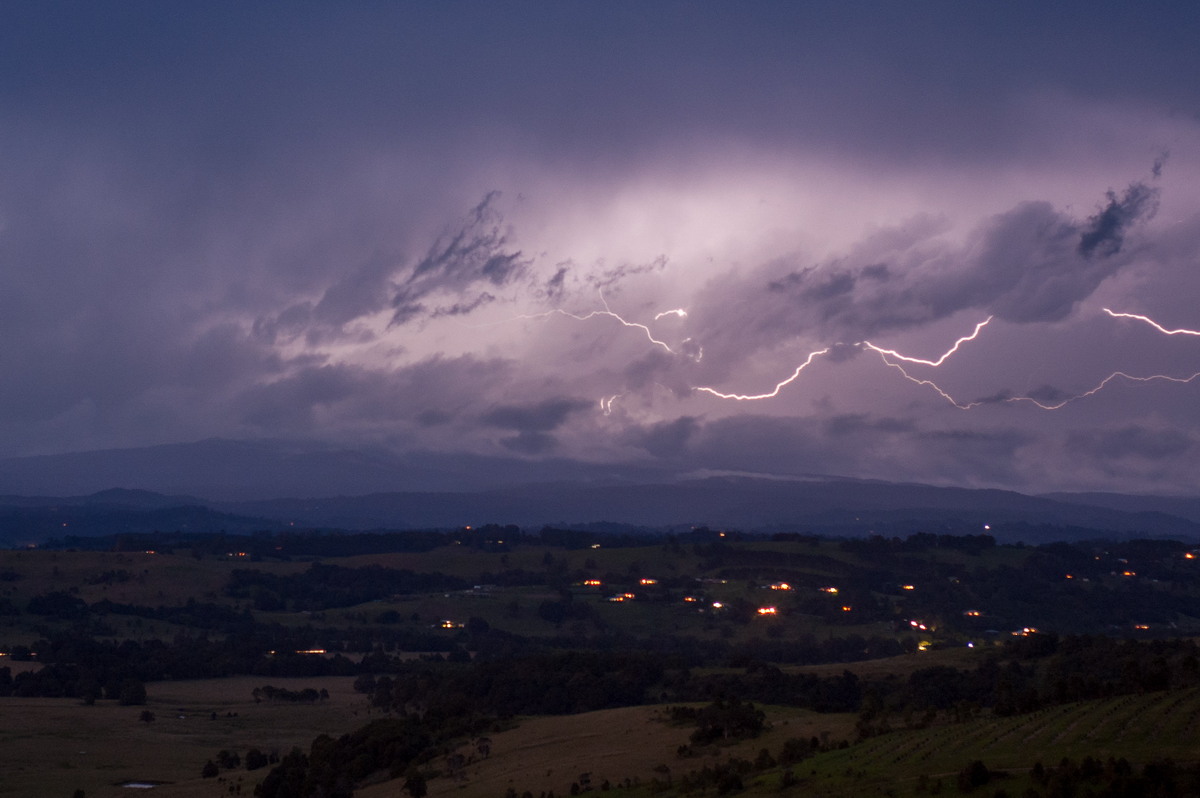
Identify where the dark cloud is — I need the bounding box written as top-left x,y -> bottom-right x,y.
392,193 -> 530,327
481,398 -> 593,433
233,354 -> 513,439
718,179 -> 1160,367
310,253 -> 398,328
588,256 -> 669,291
1066,426 -> 1195,461
1077,182 -> 1159,258
823,414 -> 914,437
500,431 -> 559,455
628,416 -> 701,459
541,265 -> 570,302
430,292 -> 497,319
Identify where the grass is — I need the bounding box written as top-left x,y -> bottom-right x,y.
356,704 -> 858,798
358,688 -> 1200,798
0,675 -> 370,798
779,687 -> 1200,797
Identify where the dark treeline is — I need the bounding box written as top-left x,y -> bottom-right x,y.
1022,756 -> 1200,798
226,564 -> 470,611
42,524 -> 668,556
252,684 -> 329,703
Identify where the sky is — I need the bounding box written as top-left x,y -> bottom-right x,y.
4,2 -> 1200,495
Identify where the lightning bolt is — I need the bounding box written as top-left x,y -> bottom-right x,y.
599,394 -> 625,415
693,317 -> 991,402
693,348 -> 831,400
861,317 -> 993,366
512,290 -> 688,356
1008,371 -> 1200,410
1103,308 -> 1200,336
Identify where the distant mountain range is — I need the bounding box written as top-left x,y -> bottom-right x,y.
0,438 -> 672,499
1,439 -> 1199,546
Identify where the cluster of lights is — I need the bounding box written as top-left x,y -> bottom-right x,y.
819,586 -> 839,594
757,607 -> 778,616
770,582 -> 792,591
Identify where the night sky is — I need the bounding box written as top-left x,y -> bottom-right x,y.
4,3 -> 1200,495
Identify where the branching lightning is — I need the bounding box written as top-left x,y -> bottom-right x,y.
868,308 -> 1200,410
875,359 -> 1200,411
694,306 -> 1200,410
489,284 -> 1200,415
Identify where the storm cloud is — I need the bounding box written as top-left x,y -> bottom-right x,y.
2,4 -> 1200,495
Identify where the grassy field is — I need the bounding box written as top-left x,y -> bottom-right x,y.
357,704 -> 858,798
768,687 -> 1200,797
0,675 -> 369,798
353,687 -> 1200,798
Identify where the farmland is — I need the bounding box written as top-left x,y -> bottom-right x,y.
2,528 -> 1200,796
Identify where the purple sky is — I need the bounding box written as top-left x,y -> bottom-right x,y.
4,2 -> 1200,495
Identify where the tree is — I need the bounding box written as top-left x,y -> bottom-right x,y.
245,748 -> 269,770
139,710 -> 155,723
117,678 -> 146,706
404,771 -> 428,798
201,760 -> 219,778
